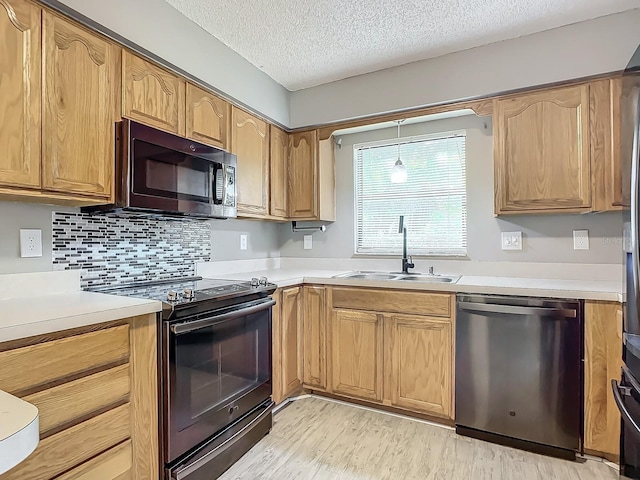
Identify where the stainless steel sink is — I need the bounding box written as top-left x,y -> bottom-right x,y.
333,271 -> 460,284
395,275 -> 456,283
342,273 -> 398,280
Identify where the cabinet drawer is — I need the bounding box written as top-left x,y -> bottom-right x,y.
0,324 -> 130,395
56,439 -> 132,480
332,288 -> 451,318
1,403 -> 131,480
24,364 -> 131,437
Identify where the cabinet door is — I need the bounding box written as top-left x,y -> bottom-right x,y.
42,12 -> 118,199
270,126 -> 288,218
584,301 -> 623,458
186,83 -> 228,148
122,50 -> 185,135
231,107 -> 269,216
590,79 -> 622,212
317,135 -> 336,222
289,130 -> 318,219
271,289 -> 283,404
0,0 -> 40,189
609,77 -> 624,208
303,286 -> 327,390
281,286 -> 303,398
495,85 -> 591,213
386,314 -> 452,418
330,309 -> 383,401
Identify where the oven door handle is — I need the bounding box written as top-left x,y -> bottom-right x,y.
170,299 -> 275,335
612,379 -> 640,440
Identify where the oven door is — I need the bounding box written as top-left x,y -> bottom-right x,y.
164,298 -> 273,463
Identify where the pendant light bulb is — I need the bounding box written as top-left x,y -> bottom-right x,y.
391,159 -> 407,183
391,120 -> 407,184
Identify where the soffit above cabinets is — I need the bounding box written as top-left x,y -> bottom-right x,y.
162,0 -> 638,91
332,110 -> 477,136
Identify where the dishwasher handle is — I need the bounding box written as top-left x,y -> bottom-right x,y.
458,301 -> 577,318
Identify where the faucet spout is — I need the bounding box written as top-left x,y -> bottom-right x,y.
399,216 -> 414,274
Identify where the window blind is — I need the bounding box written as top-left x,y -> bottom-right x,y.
354,130 -> 467,256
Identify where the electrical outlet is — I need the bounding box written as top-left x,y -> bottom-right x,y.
573,230 -> 589,250
20,229 -> 42,258
303,235 -> 313,250
240,234 -> 248,251
501,231 -> 522,251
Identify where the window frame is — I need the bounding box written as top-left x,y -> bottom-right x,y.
352,129 -> 468,257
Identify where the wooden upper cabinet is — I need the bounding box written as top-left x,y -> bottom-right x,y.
590,78 -> 623,212
0,0 -> 41,189
386,314 -> 452,418
494,85 -> 592,214
317,135 -> 337,222
230,107 -> 269,216
303,286 -> 328,390
122,50 -> 185,135
42,12 -> 119,199
330,309 -> 383,402
270,126 -> 288,218
289,130 -> 318,219
608,77 -> 624,208
186,83 -> 229,148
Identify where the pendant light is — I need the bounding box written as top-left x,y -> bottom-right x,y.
391,120 -> 407,184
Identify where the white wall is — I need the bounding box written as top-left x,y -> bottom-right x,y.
209,219 -> 280,261
56,0 -> 290,126
279,115 -> 624,264
0,202 -> 74,274
290,10 -> 640,127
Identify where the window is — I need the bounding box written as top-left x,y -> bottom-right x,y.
354,130 -> 467,256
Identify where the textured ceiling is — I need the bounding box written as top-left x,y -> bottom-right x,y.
163,0 -> 640,91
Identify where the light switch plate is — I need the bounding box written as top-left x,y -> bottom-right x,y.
501,231 -> 522,251
573,230 -> 589,250
304,235 -> 313,250
20,229 -> 43,258
240,234 -> 248,251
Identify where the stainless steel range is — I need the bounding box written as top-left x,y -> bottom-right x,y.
93,276 -> 276,480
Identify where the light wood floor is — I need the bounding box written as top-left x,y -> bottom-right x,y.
220,397 -> 617,480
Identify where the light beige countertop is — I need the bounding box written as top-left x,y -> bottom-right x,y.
0,271 -> 162,343
210,268 -> 623,302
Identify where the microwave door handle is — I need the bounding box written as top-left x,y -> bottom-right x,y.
222,163 -> 228,204
170,299 -> 275,335
209,163 -> 215,204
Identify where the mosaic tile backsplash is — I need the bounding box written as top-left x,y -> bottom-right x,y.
52,212 -> 211,288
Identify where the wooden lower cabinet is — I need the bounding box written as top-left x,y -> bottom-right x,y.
584,301 -> 623,459
320,286 -> 455,420
330,309 -> 383,402
0,314 -> 158,480
385,314 -> 452,418
272,287 -> 303,404
303,286 -> 328,390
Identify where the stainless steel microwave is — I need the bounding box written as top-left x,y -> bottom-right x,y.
84,120 -> 237,219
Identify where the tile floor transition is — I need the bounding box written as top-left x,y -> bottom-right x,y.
219,397 -> 617,480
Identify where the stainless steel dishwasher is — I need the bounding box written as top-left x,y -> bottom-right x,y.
455,294 -> 582,459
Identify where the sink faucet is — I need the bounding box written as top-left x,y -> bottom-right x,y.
399,216 -> 415,274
